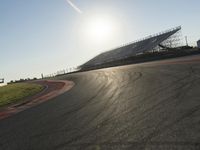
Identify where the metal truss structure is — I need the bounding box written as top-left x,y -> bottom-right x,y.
81,26 -> 182,68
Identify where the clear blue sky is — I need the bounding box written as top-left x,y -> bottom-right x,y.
1,0 -> 200,82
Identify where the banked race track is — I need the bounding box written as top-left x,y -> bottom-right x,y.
0,55 -> 200,150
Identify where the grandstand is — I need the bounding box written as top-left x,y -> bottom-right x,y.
80,26 -> 182,70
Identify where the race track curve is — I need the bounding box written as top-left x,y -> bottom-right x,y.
0,55 -> 200,150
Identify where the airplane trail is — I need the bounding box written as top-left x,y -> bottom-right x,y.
66,0 -> 83,14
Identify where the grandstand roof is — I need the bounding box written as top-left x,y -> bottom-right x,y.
81,26 -> 181,68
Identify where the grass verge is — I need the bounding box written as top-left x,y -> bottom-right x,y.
0,83 -> 44,107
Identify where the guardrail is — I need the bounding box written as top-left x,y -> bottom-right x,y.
42,67 -> 80,78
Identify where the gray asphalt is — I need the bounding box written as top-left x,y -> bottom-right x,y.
1,55 -> 200,150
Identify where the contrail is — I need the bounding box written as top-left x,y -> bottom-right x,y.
66,0 -> 83,14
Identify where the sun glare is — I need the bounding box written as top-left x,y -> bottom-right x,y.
82,16 -> 116,43
88,18 -> 113,40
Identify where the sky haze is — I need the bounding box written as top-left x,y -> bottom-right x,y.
1,0 -> 200,82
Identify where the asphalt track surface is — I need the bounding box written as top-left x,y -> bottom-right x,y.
1,55 -> 200,150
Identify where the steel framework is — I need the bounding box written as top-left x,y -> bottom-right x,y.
81,26 -> 183,68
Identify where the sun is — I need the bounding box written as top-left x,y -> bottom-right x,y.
82,16 -> 116,43
88,18 -> 113,40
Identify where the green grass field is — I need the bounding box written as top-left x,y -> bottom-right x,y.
0,83 -> 44,107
